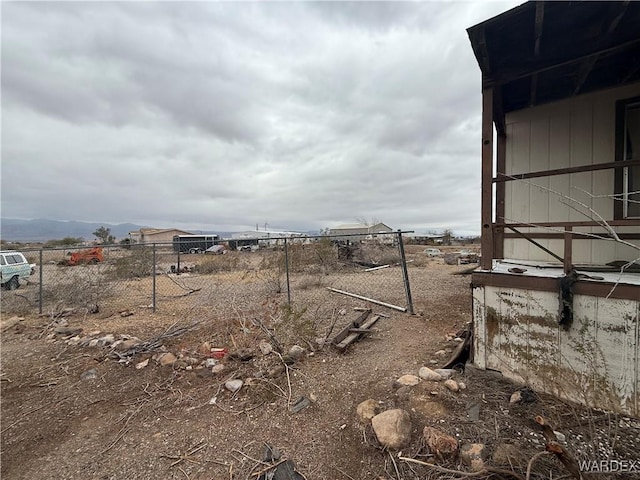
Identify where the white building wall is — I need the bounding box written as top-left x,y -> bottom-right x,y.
473,284 -> 639,416
503,82 -> 640,264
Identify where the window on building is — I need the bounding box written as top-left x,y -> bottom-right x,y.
615,96 -> 640,219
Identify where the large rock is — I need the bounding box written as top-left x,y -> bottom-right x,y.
418,367 -> 443,381
356,399 -> 379,423
423,426 -> 458,459
371,409 -> 412,450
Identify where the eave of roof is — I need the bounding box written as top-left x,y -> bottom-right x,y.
468,1 -> 640,115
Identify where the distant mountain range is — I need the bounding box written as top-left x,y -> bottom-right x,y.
1,218 -> 146,242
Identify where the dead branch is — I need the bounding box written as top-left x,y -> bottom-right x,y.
250,459 -> 287,477
526,451 -> 550,480
535,416 -> 584,480
109,321 -> 201,362
399,456 -> 525,480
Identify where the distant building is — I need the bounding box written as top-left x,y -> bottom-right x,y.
329,223 -> 393,242
229,230 -> 306,250
129,228 -> 194,244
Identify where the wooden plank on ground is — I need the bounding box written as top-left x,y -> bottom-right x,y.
334,315 -> 381,351
331,309 -> 371,345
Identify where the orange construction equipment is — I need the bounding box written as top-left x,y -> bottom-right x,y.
63,247 -> 104,266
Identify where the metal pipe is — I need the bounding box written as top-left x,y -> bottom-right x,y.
327,287 -> 406,312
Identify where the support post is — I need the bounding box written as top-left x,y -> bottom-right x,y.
397,230 -> 414,315
563,227 -> 573,274
152,243 -> 157,312
284,238 -> 291,305
38,249 -> 43,315
481,86 -> 494,270
495,133 -> 506,260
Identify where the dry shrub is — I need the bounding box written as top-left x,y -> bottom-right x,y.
0,291 -> 35,316
108,246 -> 154,280
287,240 -> 339,273
355,243 -> 401,266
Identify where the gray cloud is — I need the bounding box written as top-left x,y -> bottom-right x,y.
1,1 -> 520,235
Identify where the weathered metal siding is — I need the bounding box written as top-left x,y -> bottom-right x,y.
473,284 -> 639,416
503,81 -> 640,264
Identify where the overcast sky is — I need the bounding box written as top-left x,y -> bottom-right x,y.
1,1 -> 520,235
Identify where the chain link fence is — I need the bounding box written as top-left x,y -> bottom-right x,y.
1,232 -> 414,320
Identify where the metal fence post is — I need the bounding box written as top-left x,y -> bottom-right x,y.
397,230 -> 414,315
38,249 -> 43,315
152,243 -> 157,312
284,238 -> 291,304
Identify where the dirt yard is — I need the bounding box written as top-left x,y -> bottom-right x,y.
1,247 -> 638,480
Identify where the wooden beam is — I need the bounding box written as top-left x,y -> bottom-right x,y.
533,2 -> 545,56
573,2 -> 629,96
504,232 -> 640,240
530,73 -> 539,107
472,271 -> 640,301
481,86 -> 494,270
506,226 -> 564,263
573,56 -> 599,96
483,37 -> 640,88
563,226 -> 573,274
493,159 -> 640,182
496,219 -> 640,228
495,134 -> 506,260
493,86 -> 506,136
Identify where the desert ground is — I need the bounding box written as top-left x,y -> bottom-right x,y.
1,244 -> 638,479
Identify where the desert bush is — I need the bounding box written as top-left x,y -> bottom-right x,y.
41,266 -> 115,311
194,254 -> 249,274
287,240 -> 339,273
354,243 -> 400,266
107,246 -> 154,280
273,303 -> 315,346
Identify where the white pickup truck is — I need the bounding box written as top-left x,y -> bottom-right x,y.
0,251 -> 35,290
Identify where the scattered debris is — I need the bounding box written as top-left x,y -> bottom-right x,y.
332,309 -> 382,352
80,369 -> 98,381
289,396 -> 311,414
109,321 -> 201,363
119,310 -> 134,317
135,359 -> 149,370
510,387 -> 537,404
327,287 -> 407,312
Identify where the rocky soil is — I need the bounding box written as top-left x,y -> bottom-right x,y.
1,250 -> 639,480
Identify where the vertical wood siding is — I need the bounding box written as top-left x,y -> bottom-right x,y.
503,82 -> 640,264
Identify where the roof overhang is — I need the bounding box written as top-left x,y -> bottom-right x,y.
468,1 -> 640,133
